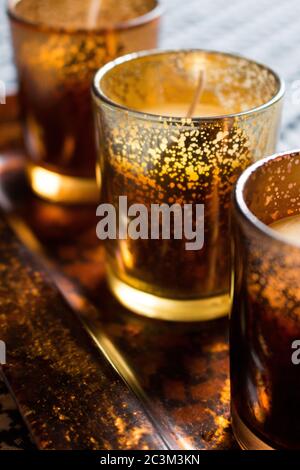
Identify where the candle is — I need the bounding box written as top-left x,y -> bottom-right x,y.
8,0 -> 161,204
231,151 -> 300,450
270,214 -> 300,243
93,49 -> 284,321
141,102 -> 230,117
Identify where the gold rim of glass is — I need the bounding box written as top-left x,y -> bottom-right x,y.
7,0 -> 162,34
234,149 -> 300,249
92,48 -> 285,123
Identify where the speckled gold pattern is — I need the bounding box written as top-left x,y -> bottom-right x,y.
0,209 -> 165,450
231,151 -> 300,449
8,0 -> 160,200
12,0 -> 158,30
93,50 -> 283,315
0,154 -> 237,449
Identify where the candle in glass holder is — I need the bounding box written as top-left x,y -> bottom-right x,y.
231,151 -> 300,449
93,49 -> 284,321
8,0 -> 161,204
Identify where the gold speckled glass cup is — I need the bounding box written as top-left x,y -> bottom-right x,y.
92,49 -> 284,321
8,0 -> 161,204
231,150 -> 300,450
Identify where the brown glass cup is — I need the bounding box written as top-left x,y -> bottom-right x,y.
8,0 -> 161,204
231,150 -> 300,449
93,50 -> 284,321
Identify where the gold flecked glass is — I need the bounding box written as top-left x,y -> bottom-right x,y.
8,0 -> 161,204
231,151 -> 300,449
92,50 -> 284,321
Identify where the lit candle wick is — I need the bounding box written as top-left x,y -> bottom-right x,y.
186,70 -> 206,118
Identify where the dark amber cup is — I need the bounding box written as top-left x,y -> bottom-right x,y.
231,150 -> 300,449
8,0 -> 161,204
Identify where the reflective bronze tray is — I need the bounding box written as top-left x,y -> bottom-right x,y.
0,101 -> 236,450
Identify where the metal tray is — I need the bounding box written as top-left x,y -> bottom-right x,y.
0,151 -> 235,450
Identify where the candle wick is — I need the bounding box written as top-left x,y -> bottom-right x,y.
186,70 -> 206,118
87,0 -> 102,28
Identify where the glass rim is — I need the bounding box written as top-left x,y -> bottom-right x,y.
92,48 -> 285,124
7,0 -> 162,35
234,149 -> 300,249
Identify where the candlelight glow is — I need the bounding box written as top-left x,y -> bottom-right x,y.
27,165 -> 99,204
107,268 -> 230,322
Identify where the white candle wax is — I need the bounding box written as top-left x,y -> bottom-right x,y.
270,214 -> 300,244
142,102 -> 228,118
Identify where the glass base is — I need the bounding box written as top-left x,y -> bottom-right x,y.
27,163 -> 99,204
231,405 -> 274,450
107,270 -> 230,321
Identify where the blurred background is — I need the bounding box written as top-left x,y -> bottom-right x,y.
2,0 -> 300,149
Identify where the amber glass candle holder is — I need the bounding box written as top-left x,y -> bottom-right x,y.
231,150 -> 300,449
8,0 -> 161,204
92,49 -> 284,321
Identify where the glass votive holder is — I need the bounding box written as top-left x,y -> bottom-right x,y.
8,0 -> 161,204
92,49 -> 284,322
231,150 -> 300,449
